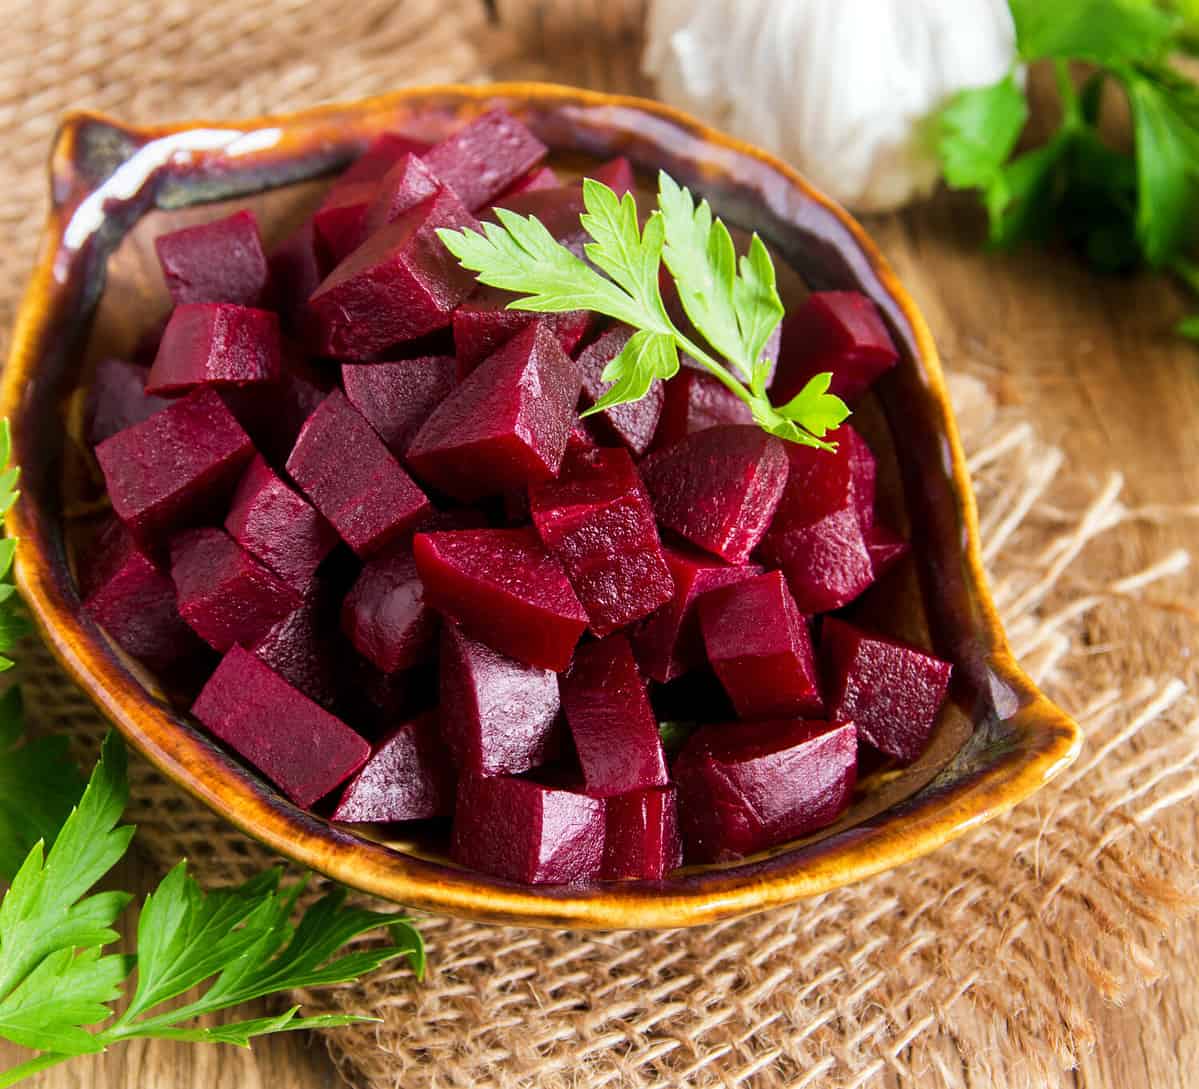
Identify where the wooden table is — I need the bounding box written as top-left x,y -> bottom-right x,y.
3,8 -> 1197,1086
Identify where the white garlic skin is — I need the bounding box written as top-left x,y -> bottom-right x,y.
643,0 -> 1019,213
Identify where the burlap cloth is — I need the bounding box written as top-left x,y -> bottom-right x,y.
5,2 -> 1199,1087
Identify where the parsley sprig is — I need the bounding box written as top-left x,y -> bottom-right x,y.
438,171 -> 850,450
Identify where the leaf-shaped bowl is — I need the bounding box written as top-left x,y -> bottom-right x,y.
1,83 -> 1080,929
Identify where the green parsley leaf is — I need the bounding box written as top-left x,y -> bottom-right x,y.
1010,0 -> 1178,65
775,374 -> 852,438
1177,313 -> 1199,339
582,329 -> 679,416
936,75 -> 1029,191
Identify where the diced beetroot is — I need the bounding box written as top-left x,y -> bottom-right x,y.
602,786 -> 682,880
492,186 -> 589,255
336,653 -> 437,737
85,357 -> 169,446
413,528 -> 587,671
170,528 -> 303,652
250,589 -> 339,709
494,164 -> 559,202
560,635 -> 668,797
81,522 -> 208,677
341,355 -> 456,460
452,285 -> 591,377
362,154 -> 442,235
588,156 -> 636,197
286,390 -> 430,557
408,322 -> 583,501
308,189 -> 480,360
631,547 -> 762,683
332,712 -> 455,822
266,219 -> 322,324
821,618 -> 952,763
772,292 -> 899,406
95,388 -> 254,543
577,326 -> 664,456
341,547 -> 436,674
653,368 -> 753,449
698,570 -> 822,718
154,209 -> 268,307
192,645 -> 369,808
224,455 -> 337,592
313,181 -> 376,269
339,132 -> 432,188
451,774 -> 605,884
846,427 -> 877,530
529,447 -> 673,634
147,303 -> 281,395
440,621 -> 560,776
674,719 -> 857,862
422,108 -> 548,211
639,426 -> 789,564
866,523 -> 909,578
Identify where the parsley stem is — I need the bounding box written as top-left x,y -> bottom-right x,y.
0,1051 -> 73,1087
1054,58 -> 1081,127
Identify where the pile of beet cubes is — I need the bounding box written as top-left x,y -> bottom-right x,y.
82,108 -> 953,886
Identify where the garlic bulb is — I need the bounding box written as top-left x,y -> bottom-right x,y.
643,0 -> 1018,212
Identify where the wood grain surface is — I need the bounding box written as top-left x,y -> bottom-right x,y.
3,4 -> 1197,1086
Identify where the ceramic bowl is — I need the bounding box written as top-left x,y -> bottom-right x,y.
1,83 -> 1081,929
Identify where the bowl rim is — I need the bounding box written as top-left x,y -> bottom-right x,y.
2,81 -> 1081,929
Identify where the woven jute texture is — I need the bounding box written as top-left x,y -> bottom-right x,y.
5,2 -> 1199,1088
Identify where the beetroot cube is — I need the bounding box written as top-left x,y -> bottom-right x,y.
95,388 -> 254,542
602,786 -> 682,880
653,368 -> 753,449
147,303 -> 281,395
192,645 -> 369,808
154,209 -> 268,307
560,635 -> 668,797
362,154 -> 442,235
846,427 -> 877,529
698,571 -> 822,718
224,455 -> 337,592
866,523 -> 909,578
422,108 -> 547,211
286,390 -> 430,557
332,712 -> 455,822
342,355 -> 456,460
639,426 -> 789,564
493,186 -> 590,255
340,132 -> 432,188
495,165 -> 559,202
772,292 -> 899,406
81,522 -> 208,676
674,719 -> 857,862
407,322 -> 583,501
452,285 -> 591,377
266,219 -> 322,323
451,774 -> 605,884
309,189 -> 479,360
85,357 -> 170,446
632,547 -> 762,683
313,181 -> 376,268
577,326 -> 664,456
413,528 -> 586,671
529,447 -> 673,634
588,156 -> 636,197
341,548 -> 437,674
250,590 -> 338,708
336,653 -> 437,738
821,618 -> 952,763
440,621 -> 560,776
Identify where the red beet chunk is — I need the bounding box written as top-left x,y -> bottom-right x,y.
362,154 -> 442,235
341,548 -> 436,674
308,189 -> 479,360
632,546 -> 762,683
332,712 -> 455,822
452,285 -> 591,377
866,523 -> 909,578
674,719 -> 857,862
440,621 -> 560,776
193,645 -> 369,809
336,653 -> 437,738
81,522 -> 208,676
147,303 -> 281,396
451,775 -> 605,885
250,590 -> 338,709
653,368 -> 753,449
154,209 -> 268,307
602,786 -> 682,880
313,181 -> 376,268
339,132 -> 432,188
529,447 -> 673,634
408,322 -> 583,501
560,635 -> 668,797
495,164 -> 559,202
341,355 -> 456,460
639,425 -> 789,564
772,292 -> 899,406
846,427 -> 877,529
85,358 -> 170,446
266,219 -> 322,324
286,390 -> 430,558
95,388 -> 254,542
224,456 -> 337,592
588,156 -> 636,197
821,618 -> 952,763
413,528 -> 587,671
493,186 -> 590,255
577,326 -> 665,456
170,528 -> 303,652
422,108 -> 547,211
698,570 -> 822,719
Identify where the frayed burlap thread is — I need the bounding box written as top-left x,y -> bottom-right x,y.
20,374 -> 1198,1089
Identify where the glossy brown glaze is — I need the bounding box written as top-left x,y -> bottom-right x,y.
1,84 -> 1080,929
